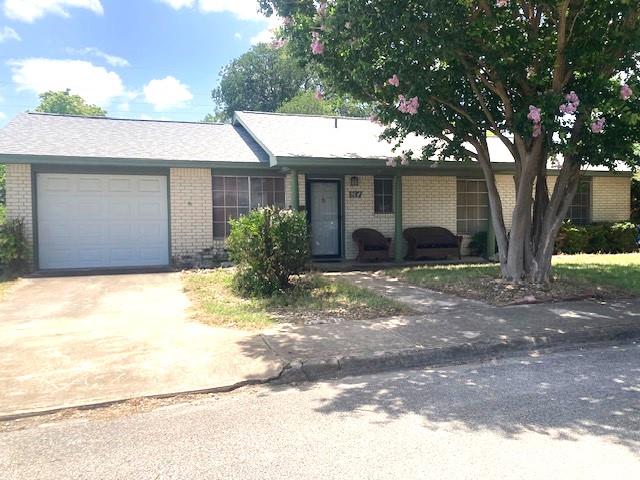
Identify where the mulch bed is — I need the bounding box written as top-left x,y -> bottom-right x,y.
426,277 -> 623,306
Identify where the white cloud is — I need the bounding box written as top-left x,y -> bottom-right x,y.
0,112 -> 6,120
143,76 -> 193,111
158,0 -> 194,8
159,0 -> 263,20
4,0 -> 104,23
9,58 -> 124,106
197,0 -> 263,20
68,47 -> 130,67
250,15 -> 281,45
0,26 -> 21,43
234,32 -> 242,40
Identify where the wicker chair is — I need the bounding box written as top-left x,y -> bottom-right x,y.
352,228 -> 392,262
403,226 -> 462,260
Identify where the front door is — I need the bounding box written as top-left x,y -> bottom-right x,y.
309,180 -> 341,257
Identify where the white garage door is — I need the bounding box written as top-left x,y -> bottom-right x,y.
37,173 -> 169,269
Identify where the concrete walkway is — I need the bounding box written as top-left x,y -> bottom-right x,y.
256,272 -> 640,381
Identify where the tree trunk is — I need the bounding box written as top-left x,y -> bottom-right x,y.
480,138 -> 581,285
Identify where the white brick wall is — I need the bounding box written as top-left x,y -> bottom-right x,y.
344,175 -> 395,260
170,168 -> 213,259
495,174 -> 516,226
5,164 -> 33,255
403,176 -> 457,231
592,176 -> 630,222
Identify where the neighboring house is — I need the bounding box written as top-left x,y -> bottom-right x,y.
0,111 -> 631,271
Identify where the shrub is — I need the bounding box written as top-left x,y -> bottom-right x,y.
605,221 -> 637,253
226,207 -> 310,296
469,231 -> 487,257
556,222 -> 589,254
556,221 -> 638,254
0,204 -> 5,225
0,217 -> 30,272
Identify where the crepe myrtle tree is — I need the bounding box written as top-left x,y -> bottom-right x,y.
259,0 -> 640,283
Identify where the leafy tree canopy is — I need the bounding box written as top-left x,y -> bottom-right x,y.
212,44 -> 311,120
35,89 -> 106,116
260,0 -> 640,283
277,90 -> 373,117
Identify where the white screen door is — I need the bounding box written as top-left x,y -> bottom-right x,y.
309,181 -> 340,257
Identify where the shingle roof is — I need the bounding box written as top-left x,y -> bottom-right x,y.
0,112 -> 269,163
235,111 -> 429,160
234,111 -> 629,172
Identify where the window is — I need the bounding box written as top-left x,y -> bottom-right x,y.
374,177 -> 394,214
212,176 -> 285,238
457,179 -> 490,235
566,177 -> 591,225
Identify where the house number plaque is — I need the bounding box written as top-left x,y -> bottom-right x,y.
349,191 -> 363,198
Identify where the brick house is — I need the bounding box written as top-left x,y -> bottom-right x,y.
0,111 -> 631,271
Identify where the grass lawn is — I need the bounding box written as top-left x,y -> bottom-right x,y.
392,253 -> 640,305
183,268 -> 411,329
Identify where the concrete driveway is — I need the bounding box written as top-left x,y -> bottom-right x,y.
0,273 -> 281,418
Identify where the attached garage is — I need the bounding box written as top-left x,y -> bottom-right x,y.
36,173 -> 169,270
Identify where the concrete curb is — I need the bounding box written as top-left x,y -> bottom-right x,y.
3,323 -> 639,422
271,323 -> 640,383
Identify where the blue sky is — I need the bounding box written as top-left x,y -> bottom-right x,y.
0,0 -> 280,126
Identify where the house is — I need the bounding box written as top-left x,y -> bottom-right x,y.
0,111 -> 632,271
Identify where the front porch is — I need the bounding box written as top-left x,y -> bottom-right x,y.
286,168 -> 496,263
311,256 -> 488,273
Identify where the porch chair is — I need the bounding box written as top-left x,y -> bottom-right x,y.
352,228 -> 392,262
403,226 -> 462,260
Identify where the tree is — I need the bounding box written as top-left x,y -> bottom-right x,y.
35,89 -> 106,116
202,113 -> 224,123
212,44 -> 310,121
260,0 -> 640,283
277,90 -> 373,117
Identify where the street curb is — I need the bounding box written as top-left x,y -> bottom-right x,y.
3,324 -> 638,422
270,323 -> 640,383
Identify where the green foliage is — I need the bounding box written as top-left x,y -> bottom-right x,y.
469,230 -> 488,257
556,222 -> 638,254
556,223 -> 590,254
35,89 -> 107,116
277,90 -> 373,117
226,207 -> 310,296
0,218 -> 30,272
212,44 -> 310,121
0,205 -> 5,225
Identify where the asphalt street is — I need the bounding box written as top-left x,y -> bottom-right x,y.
2,343 -> 639,479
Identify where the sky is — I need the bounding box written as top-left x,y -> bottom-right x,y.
0,0 -> 280,126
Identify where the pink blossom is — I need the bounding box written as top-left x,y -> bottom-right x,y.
270,38 -> 286,49
310,32 -> 324,55
314,89 -> 324,101
621,84 -> 633,101
388,74 -> 400,87
565,91 -> 580,106
400,155 -> 410,166
532,123 -> 542,138
559,102 -> 576,115
282,16 -> 294,27
397,95 -> 419,115
369,115 -> 382,125
496,0 -> 509,6
386,158 -> 397,167
591,117 -> 605,133
527,105 -> 541,124
317,2 -> 327,16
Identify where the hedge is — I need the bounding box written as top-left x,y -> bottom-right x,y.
555,221 -> 638,254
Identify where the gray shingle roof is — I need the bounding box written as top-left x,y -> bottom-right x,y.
0,112 -> 269,163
